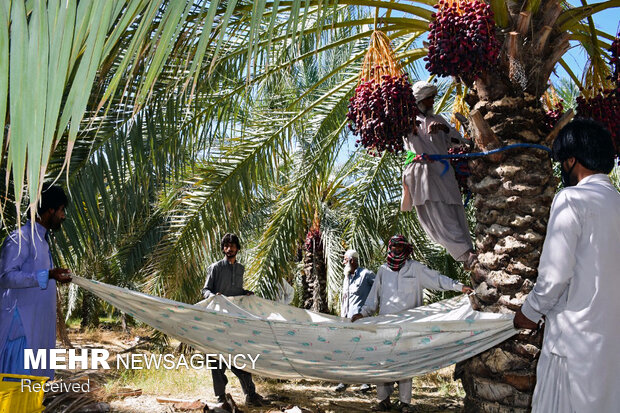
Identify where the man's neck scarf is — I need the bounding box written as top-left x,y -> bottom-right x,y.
386,235 -> 413,272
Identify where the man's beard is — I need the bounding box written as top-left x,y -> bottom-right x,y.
51,218 -> 64,230
417,102 -> 434,116
561,162 -> 577,187
343,264 -> 352,276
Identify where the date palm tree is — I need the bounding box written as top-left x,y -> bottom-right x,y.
184,4 -> 615,408
2,1 -> 617,411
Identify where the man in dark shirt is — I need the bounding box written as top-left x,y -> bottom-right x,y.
202,233 -> 266,409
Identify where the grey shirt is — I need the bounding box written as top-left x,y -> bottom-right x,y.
340,267 -> 375,318
202,258 -> 250,298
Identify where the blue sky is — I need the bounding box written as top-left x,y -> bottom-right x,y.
555,2 -> 619,82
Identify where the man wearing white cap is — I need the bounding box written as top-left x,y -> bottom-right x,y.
334,249 -> 375,393
401,81 -> 476,268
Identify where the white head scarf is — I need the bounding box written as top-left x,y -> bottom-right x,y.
343,249 -> 359,276
344,250 -> 359,260
412,81 -> 438,102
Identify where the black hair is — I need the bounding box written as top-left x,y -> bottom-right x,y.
552,119 -> 615,174
221,233 -> 241,251
38,183 -> 68,215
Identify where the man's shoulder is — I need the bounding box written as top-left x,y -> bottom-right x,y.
428,113 -> 444,121
403,259 -> 426,272
359,267 -> 375,277
208,259 -> 226,270
555,176 -> 620,216
562,175 -> 615,195
209,259 -> 244,270
553,184 -> 594,207
3,222 -> 38,246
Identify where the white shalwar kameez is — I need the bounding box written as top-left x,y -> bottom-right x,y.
521,174 -> 620,413
401,113 -> 473,260
360,260 -> 464,404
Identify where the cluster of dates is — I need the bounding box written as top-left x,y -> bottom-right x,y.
576,89 -> 620,160
304,228 -> 322,253
544,100 -> 565,132
448,146 -> 471,193
347,72 -> 418,154
425,0 -> 500,83
575,32 -> 620,161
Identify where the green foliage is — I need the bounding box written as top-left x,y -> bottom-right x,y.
3,0 -> 616,320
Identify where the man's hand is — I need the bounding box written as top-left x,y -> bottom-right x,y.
351,313 -> 363,322
461,285 -> 474,295
513,308 -> 539,330
428,122 -> 449,134
49,268 -> 72,284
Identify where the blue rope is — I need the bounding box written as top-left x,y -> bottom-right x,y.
464,191 -> 472,207
425,143 -> 552,161
406,143 -> 552,176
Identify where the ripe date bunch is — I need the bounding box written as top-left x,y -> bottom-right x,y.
347,72 -> 418,154
348,30 -> 419,154
575,33 -> 620,161
448,146 -> 471,193
576,89 -> 620,161
425,0 -> 500,83
544,100 -> 564,132
304,228 -> 322,252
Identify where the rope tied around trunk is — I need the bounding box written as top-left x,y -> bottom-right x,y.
403,143 -> 553,207
404,143 -> 552,176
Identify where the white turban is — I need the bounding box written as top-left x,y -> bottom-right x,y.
412,81 -> 438,101
344,250 -> 359,260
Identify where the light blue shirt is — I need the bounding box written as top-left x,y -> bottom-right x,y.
340,268 -> 375,318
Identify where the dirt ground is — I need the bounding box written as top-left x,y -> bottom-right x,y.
48,328 -> 465,413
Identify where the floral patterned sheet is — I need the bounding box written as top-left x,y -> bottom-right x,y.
73,276 -> 516,383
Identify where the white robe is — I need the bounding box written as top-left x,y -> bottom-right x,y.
401,114 -> 473,260
401,113 -> 467,209
360,259 -> 464,403
521,174 -> 620,413
360,259 -> 464,317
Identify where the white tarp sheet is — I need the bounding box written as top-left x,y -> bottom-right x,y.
73,276 -> 516,383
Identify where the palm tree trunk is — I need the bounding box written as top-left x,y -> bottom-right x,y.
80,290 -> 101,328
460,92 -> 556,412
301,228 -> 329,313
56,290 -> 73,348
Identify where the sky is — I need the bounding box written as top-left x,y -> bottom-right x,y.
554,2 -> 619,82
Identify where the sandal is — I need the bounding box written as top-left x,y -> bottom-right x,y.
371,397 -> 392,412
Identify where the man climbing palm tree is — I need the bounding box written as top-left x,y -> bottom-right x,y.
401,81 -> 477,269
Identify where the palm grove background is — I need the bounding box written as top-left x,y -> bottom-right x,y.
1,1 -> 618,411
